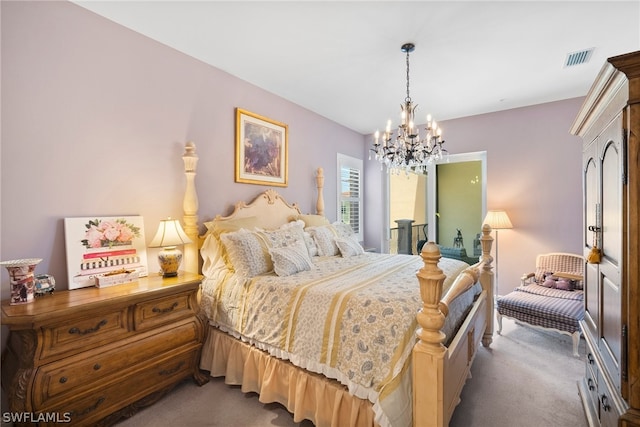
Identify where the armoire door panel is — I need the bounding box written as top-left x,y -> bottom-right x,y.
600,139 -> 622,265
583,142 -> 600,340
601,273 -> 622,389
584,262 -> 599,337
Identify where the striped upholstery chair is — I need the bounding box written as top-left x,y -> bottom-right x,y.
496,253 -> 585,357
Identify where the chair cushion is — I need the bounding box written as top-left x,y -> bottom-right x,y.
497,284 -> 584,334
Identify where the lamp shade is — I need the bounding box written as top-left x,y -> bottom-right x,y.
483,210 -> 513,230
149,218 -> 192,248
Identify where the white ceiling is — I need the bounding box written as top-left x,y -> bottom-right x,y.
73,1 -> 640,134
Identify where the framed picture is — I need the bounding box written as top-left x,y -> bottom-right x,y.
235,108 -> 288,186
64,216 -> 149,289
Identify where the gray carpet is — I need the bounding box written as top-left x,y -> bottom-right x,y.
117,317 -> 587,427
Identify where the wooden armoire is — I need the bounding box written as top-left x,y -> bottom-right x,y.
570,50 -> 640,427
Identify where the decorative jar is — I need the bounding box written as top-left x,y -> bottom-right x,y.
0,258 -> 42,305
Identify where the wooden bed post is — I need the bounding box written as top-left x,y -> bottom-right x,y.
413,242 -> 447,427
479,224 -> 495,347
182,141 -> 199,274
316,167 -> 325,216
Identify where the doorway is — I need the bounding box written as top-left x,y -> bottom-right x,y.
387,151 -> 487,255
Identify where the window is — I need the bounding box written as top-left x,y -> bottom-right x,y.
337,154 -> 363,241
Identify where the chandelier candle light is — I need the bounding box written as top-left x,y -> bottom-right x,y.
371,43 -> 447,174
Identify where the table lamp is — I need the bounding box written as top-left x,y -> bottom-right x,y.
149,218 -> 193,277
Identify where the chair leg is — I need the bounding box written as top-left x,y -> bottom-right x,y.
496,312 -> 503,335
572,331 -> 581,358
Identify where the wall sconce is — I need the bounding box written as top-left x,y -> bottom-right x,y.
149,218 -> 193,277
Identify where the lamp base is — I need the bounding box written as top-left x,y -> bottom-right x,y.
157,246 -> 182,278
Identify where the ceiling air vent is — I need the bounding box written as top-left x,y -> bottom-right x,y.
564,48 -> 594,68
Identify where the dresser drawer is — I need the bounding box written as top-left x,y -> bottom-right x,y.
584,337 -> 600,411
133,291 -> 196,331
34,319 -> 201,408
39,347 -> 199,427
584,359 -> 599,412
41,308 -> 130,360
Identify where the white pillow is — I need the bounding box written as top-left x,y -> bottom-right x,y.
258,220 -> 306,249
220,229 -> 271,277
269,239 -> 313,276
306,225 -> 339,256
335,235 -> 365,257
332,221 -> 354,238
303,231 -> 318,257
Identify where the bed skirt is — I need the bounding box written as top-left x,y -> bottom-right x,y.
200,326 -> 378,427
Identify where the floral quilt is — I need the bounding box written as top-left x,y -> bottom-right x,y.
200,251 -> 474,427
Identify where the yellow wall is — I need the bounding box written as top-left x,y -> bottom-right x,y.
436,161 -> 482,253
390,173 -> 428,228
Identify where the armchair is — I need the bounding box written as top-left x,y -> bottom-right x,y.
496,252 -> 585,357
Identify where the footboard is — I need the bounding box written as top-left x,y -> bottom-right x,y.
412,225 -> 494,427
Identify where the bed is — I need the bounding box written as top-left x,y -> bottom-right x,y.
179,142 -> 495,427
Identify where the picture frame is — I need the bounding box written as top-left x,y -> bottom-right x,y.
235,108 -> 288,186
64,216 -> 149,289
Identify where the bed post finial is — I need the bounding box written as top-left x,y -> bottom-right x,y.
415,242 -> 447,348
182,141 -> 199,274
480,223 -> 494,347
316,167 -> 325,216
413,241 -> 446,427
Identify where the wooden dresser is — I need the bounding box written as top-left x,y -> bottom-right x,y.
1,272 -> 209,426
570,50 -> 640,427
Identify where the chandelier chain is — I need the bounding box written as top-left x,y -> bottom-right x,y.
405,49 -> 411,103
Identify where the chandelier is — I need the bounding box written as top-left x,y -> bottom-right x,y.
370,43 -> 447,174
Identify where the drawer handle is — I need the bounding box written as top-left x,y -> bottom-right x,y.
587,378 -> 595,391
152,302 -> 179,314
68,319 -> 107,335
601,394 -> 611,412
72,397 -> 105,417
93,364 -> 101,371
59,376 -> 67,384
587,353 -> 595,365
159,361 -> 185,376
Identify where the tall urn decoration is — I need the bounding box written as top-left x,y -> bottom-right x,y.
0,258 -> 42,305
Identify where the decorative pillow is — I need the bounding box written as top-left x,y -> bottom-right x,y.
220,229 -> 272,277
332,221 -> 354,238
258,220 -> 306,249
541,278 -> 557,288
555,279 -> 575,291
303,231 -> 319,257
294,214 -> 330,228
559,271 -> 583,290
269,239 -> 313,277
306,225 -> 339,256
535,269 -> 555,283
335,235 -> 365,257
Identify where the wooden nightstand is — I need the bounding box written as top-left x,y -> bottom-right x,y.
1,271 -> 209,426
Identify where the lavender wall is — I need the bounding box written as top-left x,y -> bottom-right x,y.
365,98 -> 585,296
1,1 -> 363,300
2,2 -> 585,306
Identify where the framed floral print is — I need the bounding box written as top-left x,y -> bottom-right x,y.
64,216 -> 149,289
235,108 -> 288,186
